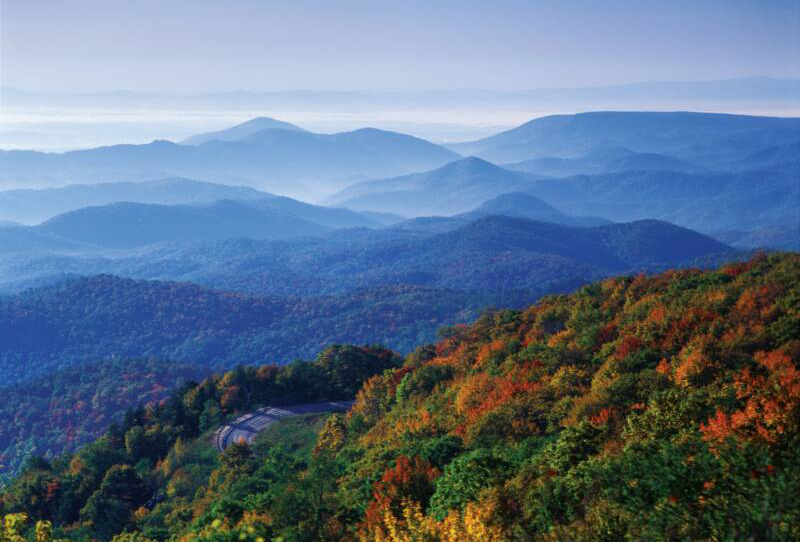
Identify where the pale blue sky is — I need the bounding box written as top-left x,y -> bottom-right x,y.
1,0 -> 798,92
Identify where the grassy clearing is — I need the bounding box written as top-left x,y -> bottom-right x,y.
251,413 -> 332,457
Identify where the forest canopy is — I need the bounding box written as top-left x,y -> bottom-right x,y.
1,253 -> 798,541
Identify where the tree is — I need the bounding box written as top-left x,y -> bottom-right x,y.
220,442 -> 255,475
79,465 -> 149,539
429,449 -> 512,520
363,456 -> 440,531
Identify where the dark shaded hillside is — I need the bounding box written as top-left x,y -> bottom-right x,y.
426,217 -> 731,272
0,188 -> 384,252
0,276 -> 543,385
35,200 -> 331,248
0,216 -> 734,296
187,217 -> 729,294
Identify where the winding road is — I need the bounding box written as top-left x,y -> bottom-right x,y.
213,401 -> 355,452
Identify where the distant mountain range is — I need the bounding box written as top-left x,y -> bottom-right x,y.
0,215 -> 734,296
714,223 -> 800,251
0,193 -> 387,251
4,77 -> 799,111
33,200 -> 331,249
328,157 -> 541,215
460,192 -> 610,226
731,141 -> 800,171
0,212 -> 735,385
0,125 -> 460,192
179,116 -> 307,145
330,153 -> 798,233
505,146 -> 707,177
392,193 -> 611,233
446,111 -> 800,166
5,111 -> 798,198
0,178 -> 273,224
0,111 -> 795,252
0,210 -> 738,383
521,168 -> 798,232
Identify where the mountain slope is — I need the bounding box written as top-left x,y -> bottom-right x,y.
0,226 -> 95,254
245,196 -> 382,229
0,177 -> 274,225
0,358 -> 208,484
331,152 -> 798,231
4,253 -> 797,541
605,151 -> 706,173
34,199 -> 331,248
506,146 -> 706,177
0,128 -> 460,191
329,157 -> 541,216
521,168 -> 799,231
180,116 -> 306,145
457,192 -> 612,227
715,223 -> 800,251
431,216 -> 731,269
0,276 -> 543,385
0,215 -> 734,297
0,193 -> 386,252
731,141 -> 800,171
448,111 -> 800,165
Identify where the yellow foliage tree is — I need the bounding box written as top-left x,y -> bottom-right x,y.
358,499 -> 506,542
0,514 -> 68,542
313,414 -> 347,456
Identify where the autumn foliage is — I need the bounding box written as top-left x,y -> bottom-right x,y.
2,253 -> 799,541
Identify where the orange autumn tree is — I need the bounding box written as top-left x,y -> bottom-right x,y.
702,345 -> 800,445
362,456 -> 441,534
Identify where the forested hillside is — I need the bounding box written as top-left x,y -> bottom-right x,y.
0,359 -> 209,484
0,345 -> 402,540
0,216 -> 733,296
0,276 -> 541,384
3,253 -> 797,541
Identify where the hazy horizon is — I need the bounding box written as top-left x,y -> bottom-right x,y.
2,77 -> 800,153
4,75 -> 800,96
2,0 -> 798,150
2,0 -> 799,93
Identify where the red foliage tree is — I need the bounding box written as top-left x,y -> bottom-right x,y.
362,456 -> 441,530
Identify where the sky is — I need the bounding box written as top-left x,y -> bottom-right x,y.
1,0 -> 799,93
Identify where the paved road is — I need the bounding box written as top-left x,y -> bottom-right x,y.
213,401 -> 354,452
